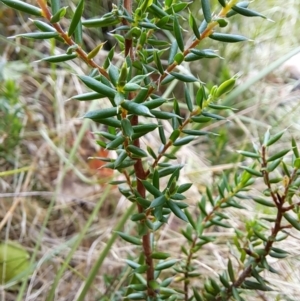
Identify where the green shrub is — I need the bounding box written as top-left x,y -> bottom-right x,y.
1,0 -> 300,300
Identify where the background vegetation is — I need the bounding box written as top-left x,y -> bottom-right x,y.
1,0 -> 300,300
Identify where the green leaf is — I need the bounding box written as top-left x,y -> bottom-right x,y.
232,5 -> 267,19
169,129 -> 180,143
177,183 -> 192,194
106,136 -> 125,150
0,241 -> 31,283
201,0 -> 211,23
123,83 -> 141,92
32,20 -> 64,41
147,146 -> 157,159
166,2 -> 189,14
267,158 -> 281,172
253,229 -> 268,241
209,33 -> 248,43
149,195 -> 167,208
184,85 -> 194,112
74,21 -> 83,46
96,131 -> 116,141
153,169 -> 160,190
161,74 -> 176,85
173,136 -> 194,146
39,53 -> 77,63
130,88 -> 146,104
240,166 -> 262,177
271,247 -> 290,255
191,116 -> 212,123
267,149 -> 290,162
121,119 -> 133,138
92,117 -> 121,127
158,122 -> 166,145
142,180 -> 162,198
226,1 -> 249,18
170,72 -> 198,83
189,11 -> 200,39
269,250 -> 289,259
84,107 -> 117,120
136,197 -> 151,208
132,124 -> 158,134
82,15 -> 120,28
71,92 -> 104,101
227,259 -> 235,282
50,6 -> 67,23
148,3 -> 168,19
266,130 -> 286,146
127,145 -> 148,158
126,292 -> 147,300
114,150 -> 128,169
237,150 -> 260,159
51,0 -> 60,14
155,14 -> 170,28
211,219 -> 231,228
158,164 -> 184,178
142,98 -> 166,109
134,265 -> 149,273
191,49 -> 222,59
174,15 -> 184,52
1,0 -> 42,16
283,213 -> 300,230
121,101 -> 154,117
168,200 -> 188,222
103,47 -> 115,69
87,43 -> 105,59
218,0 -> 227,7
199,19 -> 207,33
294,158 -> 300,169
174,52 -> 184,64
11,32 -> 59,39
155,259 -> 178,270
168,40 -> 179,65
232,287 -> 242,301
125,259 -> 140,269
208,103 -> 233,110
68,0 -> 84,36
78,75 -> 116,98
151,252 -> 170,259
128,283 -> 147,291
108,64 -> 119,87
154,51 -> 164,74
150,110 -> 182,120
216,18 -> 228,28
193,288 -> 203,301
243,280 -> 273,291
130,213 -> 146,222
66,44 -> 79,54
292,137 -> 299,158
182,130 -> 211,136
216,77 -> 236,97
252,197 -> 275,207
116,231 -> 142,245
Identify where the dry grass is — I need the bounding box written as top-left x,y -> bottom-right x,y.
1,0 -> 300,300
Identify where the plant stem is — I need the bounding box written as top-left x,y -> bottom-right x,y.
123,0 -> 133,58
131,114 -> 155,296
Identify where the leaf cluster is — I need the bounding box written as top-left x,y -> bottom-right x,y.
1,0 -> 298,300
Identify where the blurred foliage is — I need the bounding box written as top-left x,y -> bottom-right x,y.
0,76 -> 23,162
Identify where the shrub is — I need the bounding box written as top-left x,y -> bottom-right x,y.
1,0 -> 300,300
